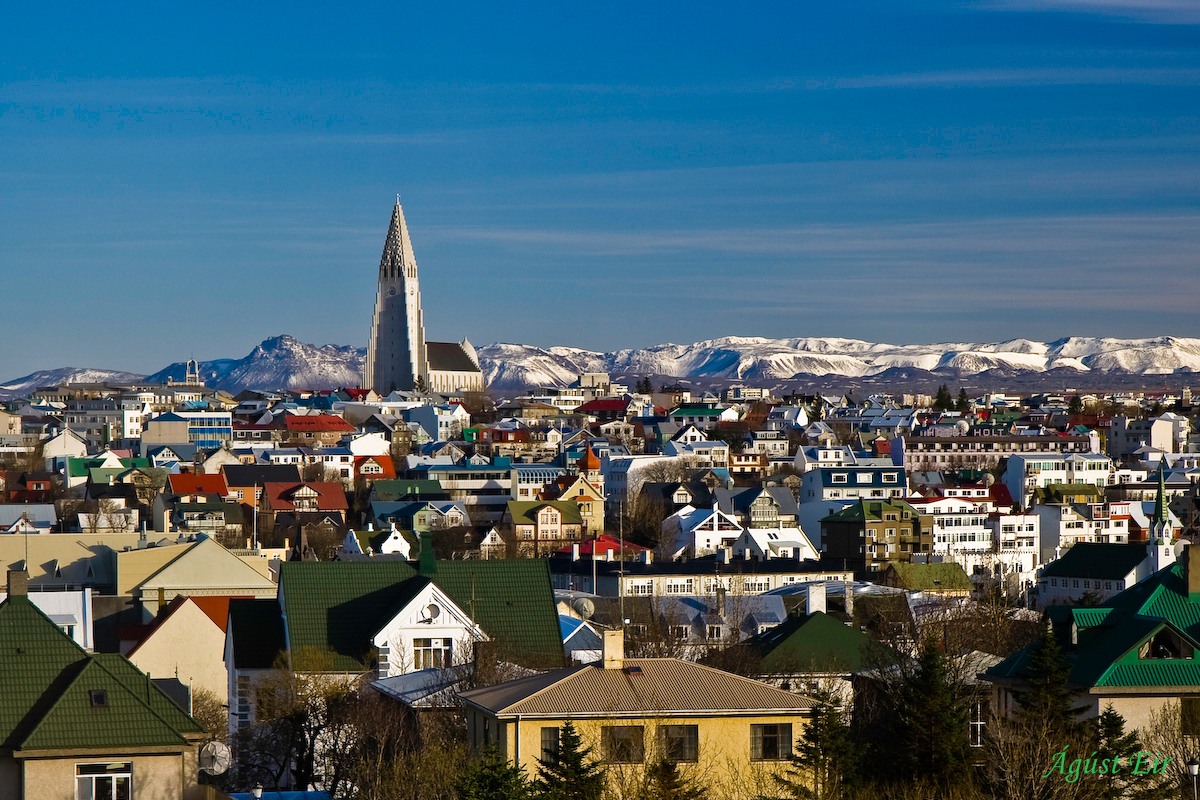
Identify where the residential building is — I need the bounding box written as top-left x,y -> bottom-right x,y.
506,500 -> 585,556
0,571 -> 206,799
821,500 -> 933,574
893,433 -> 1094,474
458,631 -> 817,798
985,545 -> 1200,731
1002,453 -> 1114,509
1036,540 -> 1177,608
548,554 -> 854,597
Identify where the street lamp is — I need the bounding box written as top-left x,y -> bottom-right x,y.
1187,757 -> 1198,800
252,784 -> 263,800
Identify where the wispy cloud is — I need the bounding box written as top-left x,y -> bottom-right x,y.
977,0 -> 1200,23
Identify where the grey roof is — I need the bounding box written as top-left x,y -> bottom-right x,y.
715,486 -> 800,517
0,505 -> 57,526
459,658 -> 818,717
1040,543 -> 1151,581
427,342 -> 481,374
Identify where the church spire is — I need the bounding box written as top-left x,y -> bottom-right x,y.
378,196 -> 419,282
1152,460 -> 1167,527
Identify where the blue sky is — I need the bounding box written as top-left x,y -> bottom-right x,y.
2,1 -> 1198,377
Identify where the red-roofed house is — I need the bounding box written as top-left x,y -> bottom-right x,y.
576,397 -> 634,422
281,414 -> 357,446
167,472 -> 230,498
354,455 -> 396,482
260,481 -> 349,534
556,533 -> 649,559
127,595 -> 247,698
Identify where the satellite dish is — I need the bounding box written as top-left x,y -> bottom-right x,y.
199,741 -> 231,775
572,597 -> 595,620
422,603 -> 441,622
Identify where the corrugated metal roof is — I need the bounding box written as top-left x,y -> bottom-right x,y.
460,658 -> 817,716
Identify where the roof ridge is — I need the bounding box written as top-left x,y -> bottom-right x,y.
88,653 -> 199,737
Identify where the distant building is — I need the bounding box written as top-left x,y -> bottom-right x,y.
365,198 -> 484,395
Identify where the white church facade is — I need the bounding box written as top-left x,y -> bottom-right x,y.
365,198 -> 485,396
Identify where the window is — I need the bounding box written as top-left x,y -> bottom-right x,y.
706,624 -> 723,640
413,638 -> 452,670
883,473 -> 898,483
541,726 -> 560,760
970,701 -> 986,747
832,474 -> 847,484
602,726 -> 645,763
1182,697 -> 1200,737
751,723 -> 792,760
77,762 -> 131,800
658,724 -> 699,762
670,625 -> 689,640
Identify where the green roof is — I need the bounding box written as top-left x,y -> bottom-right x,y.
0,594 -> 201,752
368,479 -> 446,502
277,559 -> 564,671
883,562 -> 972,592
1033,484 -> 1102,503
821,499 -> 918,523
506,500 -> 584,526
744,611 -> 881,673
987,560 -> 1200,690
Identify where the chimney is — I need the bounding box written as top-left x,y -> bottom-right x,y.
843,583 -> 854,618
642,550 -> 652,565
807,582 -> 826,615
572,544 -> 580,562
1188,543 -> 1200,601
606,548 -> 614,562
603,629 -> 624,669
7,569 -> 28,597
716,585 -> 727,618
419,530 -> 436,575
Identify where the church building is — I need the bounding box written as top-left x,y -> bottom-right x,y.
365,198 -> 485,395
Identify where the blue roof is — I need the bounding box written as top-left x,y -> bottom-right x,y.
559,615 -> 586,639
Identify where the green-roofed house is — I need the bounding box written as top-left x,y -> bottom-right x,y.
0,570 -> 206,799
820,499 -> 933,574
225,556 -> 564,733
503,500 -> 584,556
983,544 -> 1200,733
880,561 -> 973,597
737,610 -> 884,706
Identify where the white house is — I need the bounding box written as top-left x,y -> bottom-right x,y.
372,579 -> 487,677
661,504 -> 744,560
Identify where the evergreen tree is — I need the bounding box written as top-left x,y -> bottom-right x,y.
457,746 -> 532,800
535,722 -> 606,800
1068,395 -> 1084,415
892,637 -> 971,783
1011,624 -> 1088,735
1093,705 -> 1173,800
775,691 -> 858,799
933,384 -> 954,412
640,758 -> 707,800
956,388 -> 970,413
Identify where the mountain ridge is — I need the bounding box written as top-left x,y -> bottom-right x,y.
2,334 -> 1198,397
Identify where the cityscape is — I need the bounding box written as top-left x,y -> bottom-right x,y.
3,3 -> 1200,800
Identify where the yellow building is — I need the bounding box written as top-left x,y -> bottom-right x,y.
459,631 -> 817,799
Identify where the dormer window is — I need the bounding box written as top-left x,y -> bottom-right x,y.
1140,629 -> 1191,661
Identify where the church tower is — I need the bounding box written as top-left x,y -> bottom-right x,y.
365,198 -> 428,393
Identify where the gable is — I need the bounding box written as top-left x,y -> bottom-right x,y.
137,538 -> 277,595
371,582 -> 482,648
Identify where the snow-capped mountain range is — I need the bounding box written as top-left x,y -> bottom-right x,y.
475,336 -> 1200,389
3,335 -> 1199,397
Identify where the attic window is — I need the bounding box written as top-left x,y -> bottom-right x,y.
624,665 -> 643,675
89,689 -> 108,707
1139,629 -> 1191,661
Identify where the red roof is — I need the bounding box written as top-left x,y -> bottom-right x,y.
168,473 -> 229,496
262,481 -> 349,511
125,595 -> 248,656
283,414 -> 356,433
989,484 -> 1016,508
354,455 -> 396,479
577,398 -> 632,414
579,445 -> 601,471
556,534 -> 648,557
